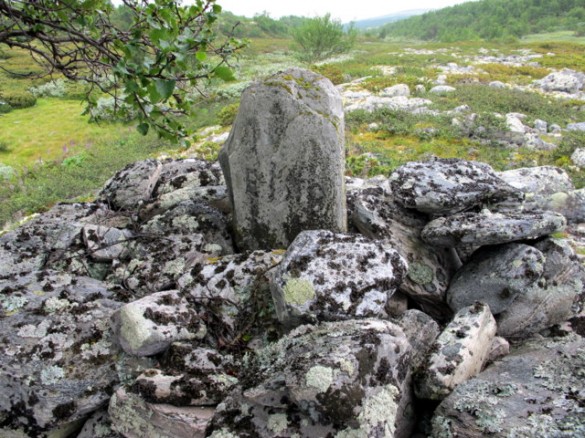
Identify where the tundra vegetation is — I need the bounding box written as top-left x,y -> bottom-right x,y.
0,0 -> 584,229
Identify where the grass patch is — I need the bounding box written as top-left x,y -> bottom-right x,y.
0,133 -> 174,226
0,98 -> 130,168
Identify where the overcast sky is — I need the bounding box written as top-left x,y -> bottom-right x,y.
218,0 -> 475,22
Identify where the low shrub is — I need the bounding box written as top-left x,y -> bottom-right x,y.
30,79 -> 66,98
0,90 -> 36,108
217,102 -> 240,126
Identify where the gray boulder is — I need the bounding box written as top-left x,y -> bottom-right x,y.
534,68 -> 585,94
539,189 -> 585,223
430,85 -> 456,93
497,238 -> 585,340
209,318 -> 439,438
421,210 -> 566,247
431,333 -> 585,437
349,178 -> 455,319
270,230 -> 407,327
415,303 -> 497,400
0,270 -> 123,433
389,158 -> 520,215
567,121 -> 585,132
380,84 -> 410,97
219,68 -> 347,250
571,148 -> 585,168
446,244 -> 545,314
77,409 -> 120,438
82,224 -> 133,262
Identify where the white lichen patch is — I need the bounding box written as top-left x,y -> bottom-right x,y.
0,295 -> 28,314
338,358 -> 355,376
305,365 -> 334,393
81,339 -> 112,360
283,277 -> 315,306
162,258 -> 186,276
40,365 -> 65,385
44,296 -> 71,313
17,319 -> 51,338
209,428 -> 239,438
267,413 -> 288,434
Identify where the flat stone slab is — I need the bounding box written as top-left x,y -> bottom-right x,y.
389,158 -> 519,215
497,166 -> 574,197
421,210 -> 566,247
109,387 -> 214,438
271,230 -> 407,326
415,303 -> 496,400
446,243 -> 545,314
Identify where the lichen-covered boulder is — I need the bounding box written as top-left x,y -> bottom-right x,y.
431,333 -> 585,437
534,68 -> 585,94
140,159 -> 228,220
497,238 -> 585,340
113,290 -> 206,356
209,318 -> 438,438
77,409 -> 121,438
539,188 -> 585,224
0,270 -> 123,434
219,68 -> 347,250
421,210 -> 566,247
99,159 -> 162,210
109,387 -> 214,438
349,178 -> 455,320
446,243 -> 545,314
389,158 -> 520,215
178,250 -> 283,345
415,303 -> 497,400
270,230 -> 407,327
82,224 -> 134,262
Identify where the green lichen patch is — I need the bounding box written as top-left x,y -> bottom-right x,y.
283,277 -> 316,305
408,261 -> 435,285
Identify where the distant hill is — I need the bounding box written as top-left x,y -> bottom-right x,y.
350,9 -> 431,30
380,0 -> 585,41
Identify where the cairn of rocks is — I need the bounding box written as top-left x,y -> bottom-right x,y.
0,69 -> 584,437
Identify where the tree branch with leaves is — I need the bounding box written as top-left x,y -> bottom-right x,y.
0,0 -> 245,142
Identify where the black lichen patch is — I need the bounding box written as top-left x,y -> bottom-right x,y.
52,400 -> 76,420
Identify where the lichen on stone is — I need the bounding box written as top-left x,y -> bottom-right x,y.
283,276 -> 315,306
267,413 -> 289,434
306,365 -> 334,393
408,261 -> 435,285
0,295 -> 28,314
40,365 -> 65,385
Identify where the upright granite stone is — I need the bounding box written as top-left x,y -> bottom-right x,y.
219,68 -> 346,250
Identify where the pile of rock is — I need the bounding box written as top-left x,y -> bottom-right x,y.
1,69 -> 584,437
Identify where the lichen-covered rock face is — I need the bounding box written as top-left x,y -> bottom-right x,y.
209,319 -> 438,438
219,68 -> 347,251
421,210 -> 566,247
446,244 -> 545,314
497,166 -> 575,198
415,303 -> 497,400
349,178 -> 455,320
389,158 -> 520,215
539,188 -> 585,224
431,333 -> 585,437
0,270 -> 123,434
108,387 -> 214,438
497,238 -> 585,340
114,290 -> 206,356
77,409 -> 121,438
82,224 -> 134,262
271,230 -> 408,326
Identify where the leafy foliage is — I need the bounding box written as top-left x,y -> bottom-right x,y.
380,0 -> 585,42
291,14 -> 357,63
0,0 -> 245,141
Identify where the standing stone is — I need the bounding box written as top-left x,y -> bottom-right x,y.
219,68 -> 346,250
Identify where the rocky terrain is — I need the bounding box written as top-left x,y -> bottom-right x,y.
1,68 -> 584,437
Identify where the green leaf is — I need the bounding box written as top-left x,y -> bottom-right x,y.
196,51 -> 207,62
155,79 -> 176,100
214,66 -> 236,82
137,122 -> 150,136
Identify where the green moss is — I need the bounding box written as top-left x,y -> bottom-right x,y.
408,262 -> 435,285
